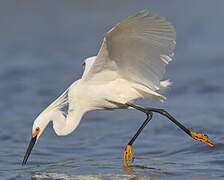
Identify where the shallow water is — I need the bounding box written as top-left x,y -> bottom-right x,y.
1,1 -> 224,179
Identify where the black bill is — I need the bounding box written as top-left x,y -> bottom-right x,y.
22,135 -> 37,165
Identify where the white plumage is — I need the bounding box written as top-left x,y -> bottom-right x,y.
32,9 -> 176,137
22,10 -> 212,167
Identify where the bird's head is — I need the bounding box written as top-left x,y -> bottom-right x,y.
22,114 -> 51,165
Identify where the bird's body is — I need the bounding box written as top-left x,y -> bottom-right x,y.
35,58 -> 170,136
31,9 -> 175,137
23,9 -> 213,167
26,9 -> 215,167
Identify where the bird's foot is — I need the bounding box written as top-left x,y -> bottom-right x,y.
123,145 -> 134,167
190,132 -> 214,147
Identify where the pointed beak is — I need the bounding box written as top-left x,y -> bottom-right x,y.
22,135 -> 37,165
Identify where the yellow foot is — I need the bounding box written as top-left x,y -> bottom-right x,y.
190,132 -> 214,147
123,145 -> 134,167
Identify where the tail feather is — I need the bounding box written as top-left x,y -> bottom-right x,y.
133,83 -> 166,102
133,80 -> 172,102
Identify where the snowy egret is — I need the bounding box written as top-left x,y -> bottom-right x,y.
23,9 -> 213,167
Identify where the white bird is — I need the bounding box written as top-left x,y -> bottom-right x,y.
23,9 -> 213,167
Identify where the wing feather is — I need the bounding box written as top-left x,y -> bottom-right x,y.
84,9 -> 176,90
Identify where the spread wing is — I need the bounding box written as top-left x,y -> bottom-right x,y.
83,9 -> 176,90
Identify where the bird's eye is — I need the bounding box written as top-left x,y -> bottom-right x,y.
82,62 -> 86,69
36,127 -> 40,132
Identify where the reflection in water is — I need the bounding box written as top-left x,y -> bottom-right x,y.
32,172 -> 158,180
123,164 -> 158,173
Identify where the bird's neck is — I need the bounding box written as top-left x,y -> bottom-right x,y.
50,106 -> 85,136
34,83 -> 87,136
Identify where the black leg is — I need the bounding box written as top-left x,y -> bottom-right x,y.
123,103 -> 213,167
123,109 -> 153,167
127,112 -> 153,146
126,103 -> 191,136
126,103 -> 213,147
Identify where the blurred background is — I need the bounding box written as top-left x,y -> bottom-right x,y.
0,0 -> 224,179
